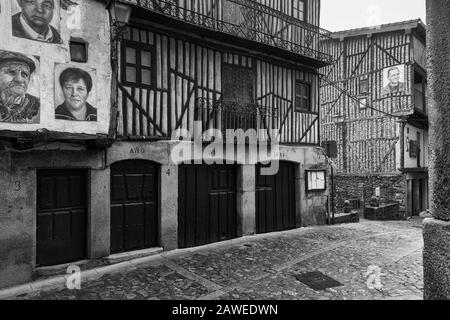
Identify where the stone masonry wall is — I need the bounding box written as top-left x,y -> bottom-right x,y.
333,174 -> 407,215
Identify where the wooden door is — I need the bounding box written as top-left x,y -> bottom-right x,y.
110,160 -> 159,254
37,170 -> 87,267
256,162 -> 297,234
178,164 -> 238,248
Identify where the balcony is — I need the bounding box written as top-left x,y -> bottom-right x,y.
195,98 -> 278,142
125,0 -> 333,66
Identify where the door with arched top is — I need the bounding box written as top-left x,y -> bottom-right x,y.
110,160 -> 159,254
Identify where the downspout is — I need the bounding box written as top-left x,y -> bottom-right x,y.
330,161 -> 335,225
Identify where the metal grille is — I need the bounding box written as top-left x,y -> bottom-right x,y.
134,0 -> 333,63
296,271 -> 343,291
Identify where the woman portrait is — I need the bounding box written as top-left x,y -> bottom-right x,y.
55,67 -> 97,121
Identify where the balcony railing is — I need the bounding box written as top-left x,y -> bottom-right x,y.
195,98 -> 278,141
129,0 -> 333,64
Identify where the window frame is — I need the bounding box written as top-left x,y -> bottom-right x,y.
292,0 -> 307,22
120,40 -> 156,89
295,80 -> 312,112
359,76 -> 369,95
413,67 -> 427,114
359,96 -> 369,110
69,38 -> 89,63
409,140 -> 418,158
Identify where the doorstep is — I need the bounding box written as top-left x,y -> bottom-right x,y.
105,248 -> 164,265
35,260 -> 91,277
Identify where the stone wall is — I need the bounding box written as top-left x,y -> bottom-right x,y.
0,144 -> 106,289
333,174 -> 407,215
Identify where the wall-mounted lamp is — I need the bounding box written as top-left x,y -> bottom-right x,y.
107,0 -> 132,41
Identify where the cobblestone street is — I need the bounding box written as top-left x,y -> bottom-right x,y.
12,218 -> 425,301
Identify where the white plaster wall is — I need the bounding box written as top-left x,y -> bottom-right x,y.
404,123 -> 428,169
0,0 -> 111,135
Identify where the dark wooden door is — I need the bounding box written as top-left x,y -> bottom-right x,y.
178,164 -> 237,249
37,170 -> 87,267
412,179 -> 423,216
256,162 -> 296,234
110,160 -> 159,254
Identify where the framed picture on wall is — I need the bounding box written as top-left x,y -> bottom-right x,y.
0,49 -> 40,123
382,64 -> 406,96
54,64 -> 97,122
11,0 -> 62,44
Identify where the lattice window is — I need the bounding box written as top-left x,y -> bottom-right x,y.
121,42 -> 155,88
359,77 -> 369,95
295,81 -> 311,112
292,0 -> 306,22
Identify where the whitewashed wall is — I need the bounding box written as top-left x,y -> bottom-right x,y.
0,0 -> 111,135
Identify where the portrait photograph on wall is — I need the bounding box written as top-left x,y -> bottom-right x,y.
54,64 -> 97,122
0,49 -> 40,123
11,0 -> 62,44
382,64 -> 406,96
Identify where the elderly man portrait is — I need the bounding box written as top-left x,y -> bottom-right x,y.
55,67 -> 97,122
0,51 -> 40,123
12,0 -> 62,44
382,66 -> 406,96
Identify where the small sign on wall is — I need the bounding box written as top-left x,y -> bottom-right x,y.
306,170 -> 327,192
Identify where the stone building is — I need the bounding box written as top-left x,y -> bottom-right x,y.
0,0 -> 332,290
320,20 -> 429,218
423,0 -> 450,300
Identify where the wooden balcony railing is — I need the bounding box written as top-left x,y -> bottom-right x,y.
127,0 -> 333,64
195,98 -> 278,141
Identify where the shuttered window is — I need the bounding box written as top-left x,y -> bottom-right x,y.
359,77 -> 369,95
121,42 -> 155,88
295,81 -> 311,112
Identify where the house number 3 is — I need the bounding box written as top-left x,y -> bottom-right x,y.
14,181 -> 21,191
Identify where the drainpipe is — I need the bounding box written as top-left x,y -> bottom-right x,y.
330,162 -> 335,225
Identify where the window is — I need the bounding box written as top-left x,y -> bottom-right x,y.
121,42 -> 154,87
359,97 -> 368,110
414,70 -> 427,113
69,39 -> 88,63
292,0 -> 306,21
306,170 -> 326,192
359,77 -> 369,95
410,140 -> 418,158
295,81 -> 311,112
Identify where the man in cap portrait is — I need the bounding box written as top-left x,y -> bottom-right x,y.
0,51 -> 40,123
12,0 -> 62,44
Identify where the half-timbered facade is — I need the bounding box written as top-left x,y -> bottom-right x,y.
108,0 -> 333,253
320,20 -> 429,218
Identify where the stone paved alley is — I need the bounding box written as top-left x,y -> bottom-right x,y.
11,218 -> 425,300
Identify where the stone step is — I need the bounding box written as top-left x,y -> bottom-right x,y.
104,248 -> 164,265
